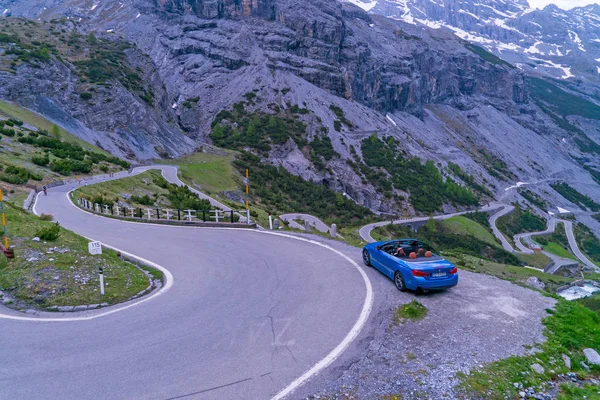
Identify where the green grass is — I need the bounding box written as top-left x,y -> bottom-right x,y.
542,242 -> 577,261
393,300 -> 428,325
162,149 -> 239,195
458,301 -> 600,400
448,253 -> 572,292
73,170 -> 170,209
0,100 -> 107,154
516,251 -> 552,270
441,216 -> 499,247
0,201 -> 150,308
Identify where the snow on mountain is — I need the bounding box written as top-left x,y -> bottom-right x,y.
342,0 -> 600,84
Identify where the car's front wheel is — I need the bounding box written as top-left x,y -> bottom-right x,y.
362,249 -> 371,267
394,271 -> 407,292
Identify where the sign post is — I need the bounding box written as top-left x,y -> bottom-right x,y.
268,213 -> 273,230
88,241 -> 104,295
244,169 -> 250,224
0,189 -> 13,260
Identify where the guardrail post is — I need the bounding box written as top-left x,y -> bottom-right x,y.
156,208 -> 160,219
138,208 -> 142,218
230,210 -> 234,223
330,223 -> 337,238
202,210 -> 206,222
114,205 -> 120,216
165,209 -> 171,220
177,209 -> 181,221
103,205 -> 109,214
304,220 -> 311,232
110,205 -> 114,215
146,208 -> 151,219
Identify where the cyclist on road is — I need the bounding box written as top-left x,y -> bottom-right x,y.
42,186 -> 47,196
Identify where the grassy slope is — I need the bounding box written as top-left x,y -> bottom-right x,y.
442,216 -> 499,246
161,149 -> 239,195
0,202 -> 149,308
0,100 -> 107,154
542,242 -> 577,261
73,170 -> 170,209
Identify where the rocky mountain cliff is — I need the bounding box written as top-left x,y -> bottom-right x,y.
0,0 -> 599,229
345,0 -> 600,85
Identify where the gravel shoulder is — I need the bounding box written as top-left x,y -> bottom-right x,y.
288,234 -> 556,399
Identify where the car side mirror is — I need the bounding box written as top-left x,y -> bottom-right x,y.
375,246 -> 381,250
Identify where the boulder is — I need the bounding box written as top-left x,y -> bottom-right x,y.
583,348 -> 600,365
525,277 -> 545,290
531,363 -> 545,374
562,354 -> 571,370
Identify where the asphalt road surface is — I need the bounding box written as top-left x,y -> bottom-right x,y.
0,175 -> 371,400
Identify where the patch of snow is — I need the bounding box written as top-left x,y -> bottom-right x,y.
386,114 -> 397,126
568,30 -> 586,52
172,102 -> 178,109
525,41 -> 543,55
593,39 -> 600,43
597,66 -> 600,74
557,207 -> 570,214
548,211 -> 555,215
459,9 -> 480,20
2,9 -> 8,15
346,0 -> 378,12
136,12 -> 141,19
106,29 -> 114,33
505,182 -> 528,191
91,3 -> 98,11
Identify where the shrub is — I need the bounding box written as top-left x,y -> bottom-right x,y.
32,154 -> 50,166
79,92 -> 92,100
99,164 -> 109,173
36,223 -> 61,241
130,194 -> 154,206
49,159 -> 73,175
39,214 -> 54,221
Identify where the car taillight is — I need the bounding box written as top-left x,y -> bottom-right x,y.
449,267 -> 458,275
411,270 -> 429,277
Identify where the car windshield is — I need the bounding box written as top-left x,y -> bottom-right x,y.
381,240 -> 438,259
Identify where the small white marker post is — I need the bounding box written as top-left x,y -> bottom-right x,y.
212,210 -> 220,223
165,209 -> 172,220
88,241 -> 104,296
99,267 -> 105,295
95,203 -> 101,213
246,209 -> 250,225
129,208 -> 135,218
184,210 -> 194,222
103,205 -> 110,214
269,213 -> 273,230
146,208 -> 152,219
115,205 -> 121,216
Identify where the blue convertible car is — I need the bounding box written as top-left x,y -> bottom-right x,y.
363,239 -> 458,292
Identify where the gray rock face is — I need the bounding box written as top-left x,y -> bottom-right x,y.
0,0 -> 599,224
346,0 -> 600,86
583,348 -> 600,366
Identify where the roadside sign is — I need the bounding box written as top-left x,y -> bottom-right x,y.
88,241 -> 102,255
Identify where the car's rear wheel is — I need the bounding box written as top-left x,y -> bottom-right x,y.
394,271 -> 407,292
362,249 -> 371,267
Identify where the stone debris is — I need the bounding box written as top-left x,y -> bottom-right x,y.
32,237 -> 40,242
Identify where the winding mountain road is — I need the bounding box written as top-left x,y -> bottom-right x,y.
1,166 -> 373,400
359,201 -> 598,273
